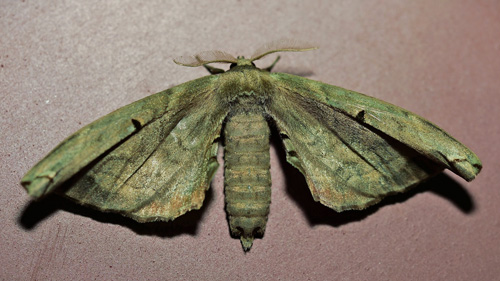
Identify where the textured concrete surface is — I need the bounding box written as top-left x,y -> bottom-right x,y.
1,1 -> 499,280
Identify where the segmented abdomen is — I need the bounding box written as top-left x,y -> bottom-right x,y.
224,112 -> 271,251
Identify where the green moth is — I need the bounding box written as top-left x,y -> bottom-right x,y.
21,40 -> 482,251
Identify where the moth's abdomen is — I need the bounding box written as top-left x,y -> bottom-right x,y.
224,112 -> 271,251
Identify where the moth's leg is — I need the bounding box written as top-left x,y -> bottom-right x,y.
263,56 -> 281,72
203,64 -> 225,75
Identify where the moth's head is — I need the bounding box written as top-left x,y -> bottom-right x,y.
231,56 -> 255,68
173,39 -> 318,72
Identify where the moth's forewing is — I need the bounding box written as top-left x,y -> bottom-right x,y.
267,73 -> 481,211
22,75 -> 228,222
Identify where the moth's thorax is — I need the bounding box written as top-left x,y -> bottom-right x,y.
219,68 -> 273,105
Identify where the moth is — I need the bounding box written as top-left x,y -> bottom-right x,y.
21,40 -> 482,251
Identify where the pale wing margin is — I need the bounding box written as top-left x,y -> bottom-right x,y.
267,73 -> 481,211
22,75 -> 227,221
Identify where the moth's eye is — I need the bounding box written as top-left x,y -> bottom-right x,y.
229,63 -> 237,69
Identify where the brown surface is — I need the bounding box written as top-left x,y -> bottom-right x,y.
1,1 -> 499,280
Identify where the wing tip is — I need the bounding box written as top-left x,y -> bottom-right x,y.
21,168 -> 60,198
453,158 -> 482,182
21,177 -> 52,198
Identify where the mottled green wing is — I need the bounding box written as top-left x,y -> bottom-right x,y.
267,73 -> 481,211
22,75 -> 228,222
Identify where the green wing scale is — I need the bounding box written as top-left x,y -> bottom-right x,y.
268,72 -> 481,211
22,75 -> 228,222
